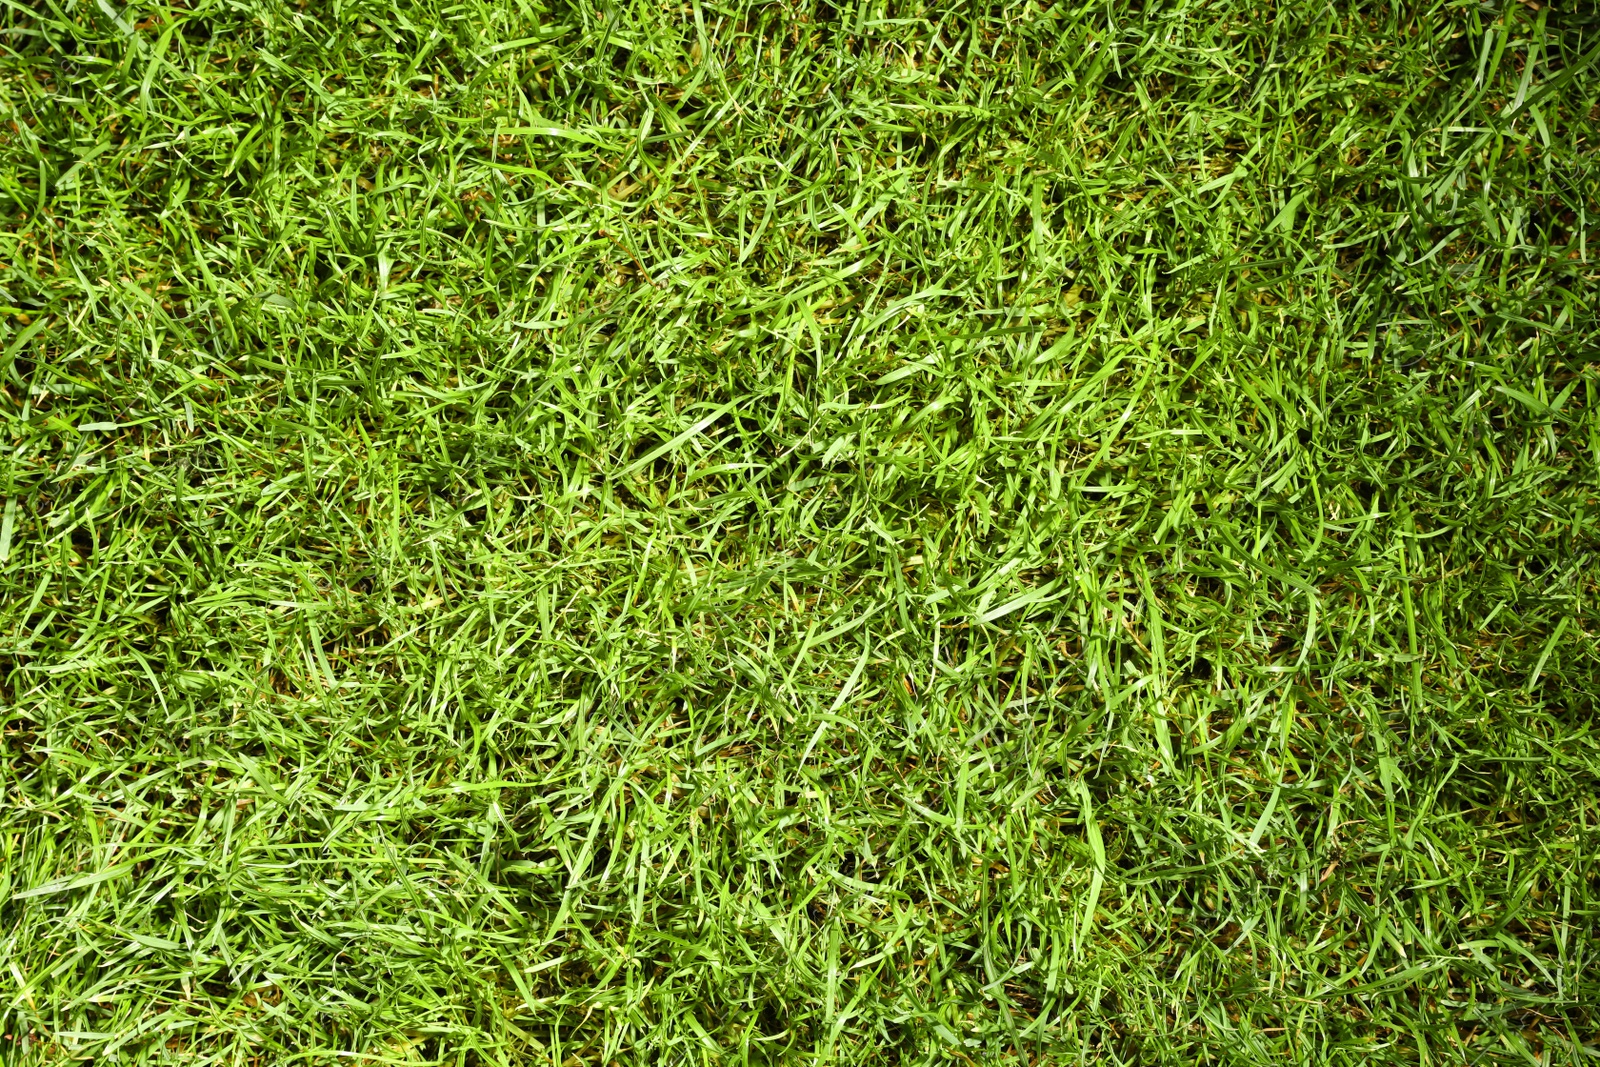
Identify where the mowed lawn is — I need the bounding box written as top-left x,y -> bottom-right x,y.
2,0 -> 1598,1063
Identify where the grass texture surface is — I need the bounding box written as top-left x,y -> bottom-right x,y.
2,0 -> 1599,1063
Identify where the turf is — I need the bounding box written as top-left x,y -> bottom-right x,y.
1,0 -> 1599,1063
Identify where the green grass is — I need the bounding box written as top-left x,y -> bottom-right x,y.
1,0 -> 1598,1062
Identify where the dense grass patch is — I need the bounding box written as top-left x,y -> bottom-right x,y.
2,0 -> 1598,1062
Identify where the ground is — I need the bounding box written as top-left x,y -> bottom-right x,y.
1,0 -> 1598,1063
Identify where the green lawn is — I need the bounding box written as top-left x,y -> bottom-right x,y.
2,0 -> 1598,1063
